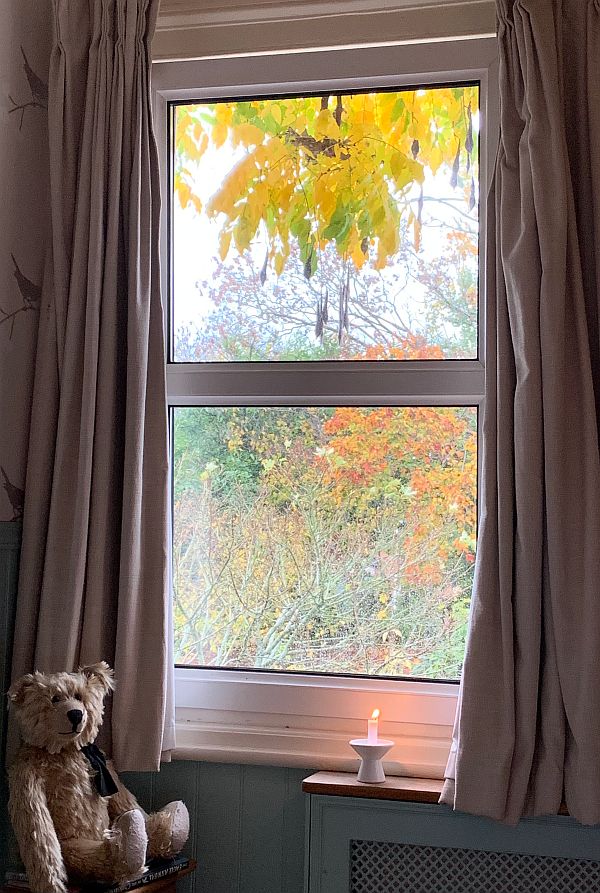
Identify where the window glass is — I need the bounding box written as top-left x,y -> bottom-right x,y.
172,85 -> 479,363
173,405 -> 477,679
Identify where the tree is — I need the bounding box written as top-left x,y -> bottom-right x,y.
172,405 -> 476,678
174,88 -> 478,279
175,225 -> 478,362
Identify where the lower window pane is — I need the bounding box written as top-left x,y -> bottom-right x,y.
173,406 -> 477,679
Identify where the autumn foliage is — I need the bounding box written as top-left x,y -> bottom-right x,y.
171,86 -> 480,679
174,402 -> 476,678
175,87 -> 478,277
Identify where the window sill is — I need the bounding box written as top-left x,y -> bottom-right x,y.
172,717 -> 452,776
173,667 -> 455,776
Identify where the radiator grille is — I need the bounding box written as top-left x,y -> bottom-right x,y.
350,839 -> 600,892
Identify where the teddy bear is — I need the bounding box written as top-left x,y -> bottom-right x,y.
8,662 -> 190,893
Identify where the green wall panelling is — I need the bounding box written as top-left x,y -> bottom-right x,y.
0,522 -> 21,877
124,762 -> 308,893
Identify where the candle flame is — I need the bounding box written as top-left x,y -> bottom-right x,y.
371,709 -> 380,720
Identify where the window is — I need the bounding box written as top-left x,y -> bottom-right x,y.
154,38 -> 498,774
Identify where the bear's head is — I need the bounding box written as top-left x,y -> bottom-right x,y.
8,662 -> 115,753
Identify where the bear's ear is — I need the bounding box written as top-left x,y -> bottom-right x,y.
81,662 -> 116,694
8,673 -> 38,706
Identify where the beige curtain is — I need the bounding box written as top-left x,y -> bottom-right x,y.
10,0 -> 173,771
441,0 -> 600,824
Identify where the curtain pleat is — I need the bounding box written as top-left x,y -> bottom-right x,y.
441,0 -> 600,824
10,0 -> 172,771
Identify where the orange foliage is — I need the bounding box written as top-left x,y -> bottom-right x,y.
318,395 -> 477,586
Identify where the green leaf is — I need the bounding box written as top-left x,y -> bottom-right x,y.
290,216 -> 311,242
390,97 -> 405,122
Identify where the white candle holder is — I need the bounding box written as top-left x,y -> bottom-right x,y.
349,738 -> 394,783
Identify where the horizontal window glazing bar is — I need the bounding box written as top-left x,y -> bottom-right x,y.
166,361 -> 485,403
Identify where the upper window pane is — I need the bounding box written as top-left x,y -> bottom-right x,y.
171,84 -> 479,362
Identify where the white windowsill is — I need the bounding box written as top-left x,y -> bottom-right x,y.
173,667 -> 457,777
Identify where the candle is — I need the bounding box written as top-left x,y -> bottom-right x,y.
367,708 -> 380,744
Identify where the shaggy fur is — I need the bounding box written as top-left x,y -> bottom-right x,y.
8,663 -> 189,893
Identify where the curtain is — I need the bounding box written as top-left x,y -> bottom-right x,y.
9,0 -> 174,771
441,0 -> 600,824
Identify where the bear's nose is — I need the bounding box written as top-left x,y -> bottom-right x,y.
67,709 -> 83,726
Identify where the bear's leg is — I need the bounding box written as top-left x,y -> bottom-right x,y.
146,801 -> 189,860
61,810 -> 148,884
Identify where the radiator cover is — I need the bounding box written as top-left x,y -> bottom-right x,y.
350,839 -> 600,892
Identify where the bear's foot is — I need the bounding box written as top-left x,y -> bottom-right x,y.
146,801 -> 189,860
109,809 -> 148,878
62,814 -> 147,887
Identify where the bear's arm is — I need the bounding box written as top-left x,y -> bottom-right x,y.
105,759 -> 143,819
8,760 -> 68,893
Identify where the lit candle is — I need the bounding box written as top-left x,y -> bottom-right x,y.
367,709 -> 380,744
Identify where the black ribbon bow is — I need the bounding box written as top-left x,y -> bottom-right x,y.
80,742 -> 119,797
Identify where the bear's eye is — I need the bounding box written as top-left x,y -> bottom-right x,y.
74,693 -> 83,701
51,695 -> 61,704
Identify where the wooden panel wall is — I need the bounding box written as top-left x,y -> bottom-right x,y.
123,762 -> 307,893
0,523 -> 21,877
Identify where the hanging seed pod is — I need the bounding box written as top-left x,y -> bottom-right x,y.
469,175 -> 476,211
411,138 -> 420,159
360,236 -> 369,256
450,140 -> 461,189
315,300 -> 324,340
304,248 -> 314,280
417,185 -> 424,224
465,106 -> 474,155
259,249 -> 268,285
342,267 -> 350,337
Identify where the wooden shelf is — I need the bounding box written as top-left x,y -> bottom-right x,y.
303,771 -> 443,804
303,773 -> 571,816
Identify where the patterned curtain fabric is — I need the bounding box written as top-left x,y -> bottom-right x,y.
9,0 -> 173,771
441,0 -> 600,824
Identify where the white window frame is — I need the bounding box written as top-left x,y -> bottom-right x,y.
153,37 -> 499,777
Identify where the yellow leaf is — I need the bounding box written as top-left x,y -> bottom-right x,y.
253,145 -> 269,167
414,217 -> 422,252
274,253 -> 285,276
350,241 -> 367,269
175,110 -> 191,143
212,122 -> 228,148
235,123 -> 264,146
315,109 -> 338,139
198,132 -> 209,158
429,145 -> 444,175
314,178 -> 336,220
215,104 -> 233,126
233,216 -> 253,253
218,229 -> 232,261
177,181 -> 191,209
